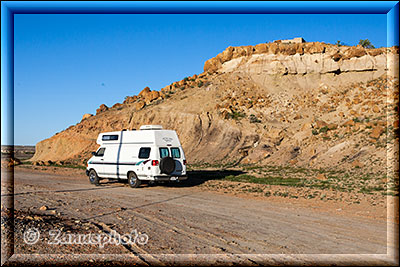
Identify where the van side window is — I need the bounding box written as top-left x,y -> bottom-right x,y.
171,148 -> 181,158
96,147 -> 105,157
102,135 -> 118,141
138,147 -> 151,159
159,148 -> 170,158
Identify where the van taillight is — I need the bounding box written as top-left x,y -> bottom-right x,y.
183,159 -> 187,165
152,160 -> 159,166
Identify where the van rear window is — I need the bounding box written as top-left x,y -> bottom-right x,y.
139,147 -> 151,159
102,135 -> 118,141
171,148 -> 181,158
159,148 -> 170,158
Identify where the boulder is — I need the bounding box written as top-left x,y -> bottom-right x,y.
268,42 -> 279,54
204,57 -> 222,73
220,46 -> 234,62
370,126 -> 385,139
351,160 -> 364,168
278,43 -> 297,56
135,101 -> 145,111
372,105 -> 380,113
294,43 -> 304,54
345,46 -> 367,58
304,42 -> 326,54
138,87 -> 151,98
327,123 -> 338,130
81,113 -> 93,121
123,95 -> 138,104
343,120 -> 355,127
315,120 -> 328,128
96,104 -> 109,114
112,103 -> 123,109
254,43 -> 268,54
145,91 -> 160,104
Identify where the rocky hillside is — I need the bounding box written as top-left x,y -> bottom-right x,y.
31,40 -> 399,174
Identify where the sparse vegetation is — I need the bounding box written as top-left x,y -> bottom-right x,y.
227,110 -> 246,120
249,114 -> 261,123
358,39 -> 375,49
335,40 -> 344,47
319,126 -> 329,133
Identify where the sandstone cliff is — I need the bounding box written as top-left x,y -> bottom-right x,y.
30,41 -> 399,175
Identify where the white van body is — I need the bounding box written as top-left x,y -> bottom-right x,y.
86,125 -> 187,184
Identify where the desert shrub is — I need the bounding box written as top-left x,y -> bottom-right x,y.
319,126 -> 329,133
227,110 -> 245,120
249,114 -> 261,123
359,39 -> 375,49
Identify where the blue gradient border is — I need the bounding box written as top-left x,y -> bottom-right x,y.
1,1 -> 399,146
1,1 -> 399,265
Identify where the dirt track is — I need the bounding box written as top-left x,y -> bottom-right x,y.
1,168 -> 398,265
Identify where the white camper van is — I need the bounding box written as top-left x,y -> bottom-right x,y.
86,125 -> 187,188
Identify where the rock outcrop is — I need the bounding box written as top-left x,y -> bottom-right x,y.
96,104 -> 109,114
81,113 -> 93,121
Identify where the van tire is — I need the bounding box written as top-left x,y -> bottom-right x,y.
89,170 -> 100,185
159,157 -> 175,174
128,172 -> 141,188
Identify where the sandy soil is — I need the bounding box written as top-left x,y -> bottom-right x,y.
1,166 -> 399,266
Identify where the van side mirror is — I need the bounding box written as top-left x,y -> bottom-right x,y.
92,151 -> 97,156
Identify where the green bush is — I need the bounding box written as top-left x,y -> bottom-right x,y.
197,81 -> 204,87
227,110 -> 245,120
358,39 -> 375,49
319,126 -> 329,133
249,114 -> 261,123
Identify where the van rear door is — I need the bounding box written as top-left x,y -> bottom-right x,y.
170,147 -> 183,174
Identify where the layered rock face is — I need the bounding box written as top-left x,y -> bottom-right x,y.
31,41 -> 399,174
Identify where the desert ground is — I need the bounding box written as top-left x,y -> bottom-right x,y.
1,164 -> 398,266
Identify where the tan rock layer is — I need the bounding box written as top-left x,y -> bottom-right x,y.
204,42 -> 390,73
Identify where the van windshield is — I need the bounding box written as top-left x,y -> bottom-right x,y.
159,148 -> 170,158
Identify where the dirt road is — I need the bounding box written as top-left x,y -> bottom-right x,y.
2,168 -> 398,265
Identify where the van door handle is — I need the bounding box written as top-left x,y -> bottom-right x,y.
100,159 -> 104,161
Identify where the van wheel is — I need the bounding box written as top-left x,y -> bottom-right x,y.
128,172 -> 141,188
89,170 -> 100,185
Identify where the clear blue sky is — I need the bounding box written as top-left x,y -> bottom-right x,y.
14,13 -> 388,145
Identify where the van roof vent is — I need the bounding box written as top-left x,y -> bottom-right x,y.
139,125 -> 163,130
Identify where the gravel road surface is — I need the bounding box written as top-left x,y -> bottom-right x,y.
1,169 -> 398,265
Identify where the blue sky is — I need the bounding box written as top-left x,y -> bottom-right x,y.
13,13 -> 388,145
